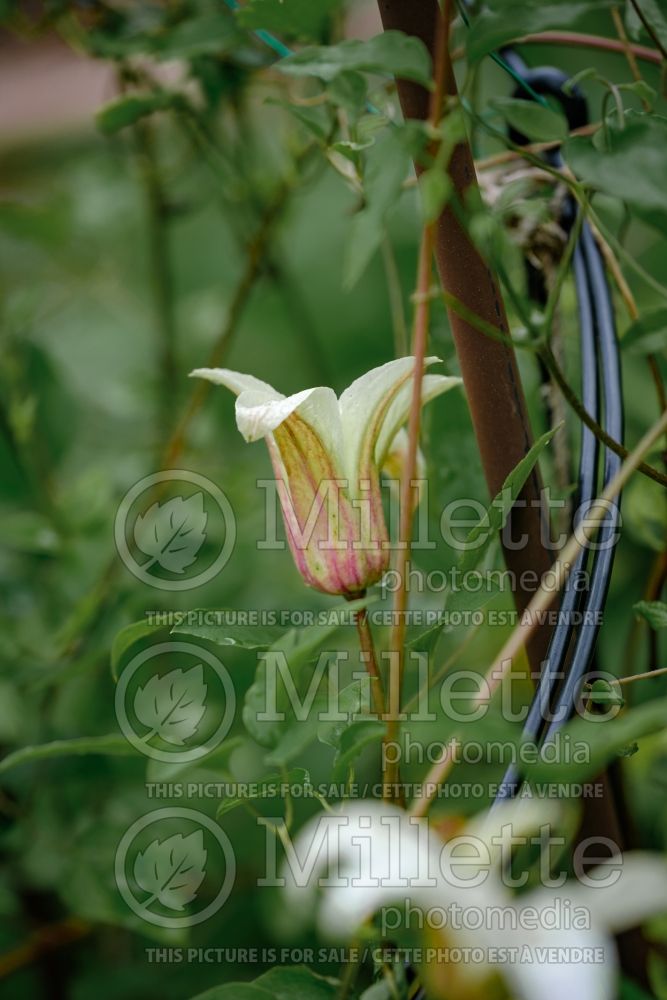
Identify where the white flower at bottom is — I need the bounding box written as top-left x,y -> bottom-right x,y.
282,801 -> 667,1000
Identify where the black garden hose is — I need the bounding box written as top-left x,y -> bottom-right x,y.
493,56 -> 624,798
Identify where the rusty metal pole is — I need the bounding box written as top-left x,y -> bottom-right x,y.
377,0 -> 552,672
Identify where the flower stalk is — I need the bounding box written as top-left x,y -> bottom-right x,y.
385,0 -> 451,797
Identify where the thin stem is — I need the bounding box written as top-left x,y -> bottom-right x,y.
473,123 -> 599,172
440,288 -> 540,351
160,152 -> 311,469
516,30 -> 662,65
542,210 -> 584,340
539,342 -> 667,487
618,665 -> 667,686
410,737 -> 459,818
587,215 -> 667,418
477,407 -> 667,705
385,0 -> 451,799
130,94 -> 177,444
381,231 -> 409,358
628,0 -> 667,61
352,605 -> 386,719
438,287 -> 667,486
0,918 -> 90,979
611,5 -> 650,108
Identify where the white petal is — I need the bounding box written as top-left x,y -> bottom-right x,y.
566,852 -> 667,934
283,804 -> 440,936
282,803 -> 509,944
235,384 -> 343,465
501,912 -> 615,1000
338,357 -> 431,481
190,367 -> 283,399
338,357 -> 460,485
465,798 -> 564,870
375,372 -> 462,468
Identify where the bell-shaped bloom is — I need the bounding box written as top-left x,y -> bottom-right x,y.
191,357 -> 460,596
282,800 -> 667,1000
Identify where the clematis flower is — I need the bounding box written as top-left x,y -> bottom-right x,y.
191,358 -> 460,596
282,800 -> 667,1000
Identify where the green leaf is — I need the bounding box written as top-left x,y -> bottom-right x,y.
327,71 -> 368,113
254,966 -> 338,999
191,966 -> 338,1000
407,579 -> 506,654
361,982 -> 394,1000
96,93 -> 177,135
243,619 -> 348,749
524,697 -> 667,785
624,474 -> 667,553
155,13 -> 240,58
265,674 -> 371,769
216,768 -> 309,817
622,307 -> 667,355
146,735 -> 246,783
418,167 -> 452,223
0,735 -> 136,776
633,0 -> 667,52
111,620 -> 167,682
191,986 -> 273,1000
634,600 -> 667,630
491,96 -> 568,142
278,31 -> 432,85
317,679 -> 369,748
625,2 -> 644,40
460,423 -> 562,572
343,128 -> 410,289
467,2 -> 612,62
618,80 -> 657,106
172,611 -> 285,650
241,597 -> 369,749
266,99 -> 331,142
564,118 -> 667,232
444,578 -> 507,618
332,719 -> 384,781
237,0 -> 340,40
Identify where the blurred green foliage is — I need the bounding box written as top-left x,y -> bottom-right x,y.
0,1 -> 666,997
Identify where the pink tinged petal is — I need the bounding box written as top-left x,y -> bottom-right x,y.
271,414 -> 388,596
191,365 -> 395,594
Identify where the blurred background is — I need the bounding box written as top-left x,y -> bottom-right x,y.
0,2 -> 666,997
